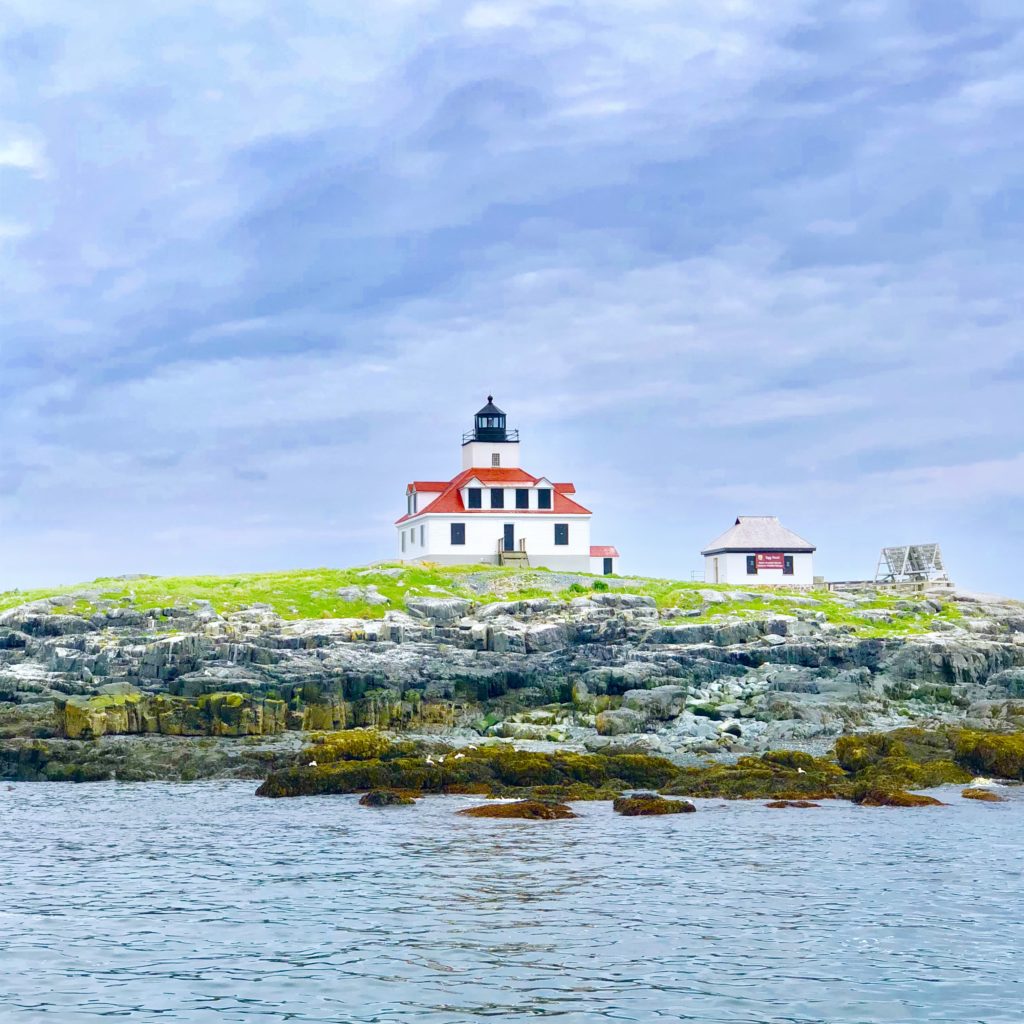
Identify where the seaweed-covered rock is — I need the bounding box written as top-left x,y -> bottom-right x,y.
765,800 -> 820,808
663,751 -> 849,801
254,745 -> 681,798
613,793 -> 696,815
457,800 -> 576,820
57,692 -> 287,738
961,787 -> 1006,803
309,728 -> 394,762
852,784 -> 944,807
953,730 -> 1024,780
359,789 -> 415,806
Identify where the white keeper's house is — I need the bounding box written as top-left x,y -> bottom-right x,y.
396,397 -> 620,574
701,516 -> 816,586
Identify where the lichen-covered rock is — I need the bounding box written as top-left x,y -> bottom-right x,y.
458,800 -> 576,820
613,793 -> 696,815
765,800 -> 821,808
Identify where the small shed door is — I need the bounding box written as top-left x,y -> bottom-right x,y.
603,557 -> 613,575
503,524 -> 515,552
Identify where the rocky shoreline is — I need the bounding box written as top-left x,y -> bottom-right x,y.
1,568 -> 1023,782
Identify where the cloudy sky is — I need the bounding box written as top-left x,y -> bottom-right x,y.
1,0 -> 1022,594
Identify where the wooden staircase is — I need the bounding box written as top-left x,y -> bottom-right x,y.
498,539 -> 530,567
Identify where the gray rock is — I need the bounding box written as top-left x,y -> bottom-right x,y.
335,585 -> 390,606
404,597 -> 472,622
621,685 -> 687,720
595,707 -> 646,735
989,668 -> 1024,697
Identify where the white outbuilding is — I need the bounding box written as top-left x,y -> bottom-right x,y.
701,516 -> 816,586
396,397 -> 619,573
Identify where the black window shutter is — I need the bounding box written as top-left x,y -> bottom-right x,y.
515,489 -> 529,509
555,524 -> 569,545
467,488 -> 481,509
746,555 -> 757,574
490,488 -> 504,509
538,489 -> 552,509
451,523 -> 466,545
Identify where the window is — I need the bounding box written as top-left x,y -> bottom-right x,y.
419,525 -> 425,546
515,488 -> 529,509
537,488 -> 552,509
401,531 -> 406,552
467,488 -> 482,509
554,523 -> 569,546
783,555 -> 794,576
490,488 -> 504,509
412,493 -> 417,514
492,453 -> 501,467
746,555 -> 757,575
451,523 -> 466,545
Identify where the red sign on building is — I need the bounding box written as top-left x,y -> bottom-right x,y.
756,552 -> 786,570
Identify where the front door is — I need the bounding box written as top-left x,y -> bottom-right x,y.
503,524 -> 515,552
603,557 -> 613,575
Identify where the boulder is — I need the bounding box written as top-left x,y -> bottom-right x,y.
595,708 -> 646,736
621,685 -> 687,721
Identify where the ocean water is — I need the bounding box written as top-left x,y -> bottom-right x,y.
1,783 -> 1021,1023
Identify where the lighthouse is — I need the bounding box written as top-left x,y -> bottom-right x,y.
395,397 -> 619,573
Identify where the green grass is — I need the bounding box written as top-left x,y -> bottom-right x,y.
0,563 -> 970,633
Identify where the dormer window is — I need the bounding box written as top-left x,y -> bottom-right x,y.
515,489 -> 529,509
467,488 -> 482,509
537,488 -> 552,509
490,488 -> 505,509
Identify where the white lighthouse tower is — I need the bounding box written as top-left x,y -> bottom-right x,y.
395,397 -> 619,573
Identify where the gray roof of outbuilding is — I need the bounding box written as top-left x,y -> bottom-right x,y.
701,516 -> 816,555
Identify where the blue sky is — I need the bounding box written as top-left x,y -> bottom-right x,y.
1,0 -> 1022,594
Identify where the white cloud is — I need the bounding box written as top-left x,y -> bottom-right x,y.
0,136 -> 47,177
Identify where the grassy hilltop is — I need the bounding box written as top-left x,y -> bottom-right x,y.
0,562 -> 965,638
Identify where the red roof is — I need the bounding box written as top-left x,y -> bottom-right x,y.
407,481 -> 450,493
396,467 -> 592,524
590,546 -> 619,558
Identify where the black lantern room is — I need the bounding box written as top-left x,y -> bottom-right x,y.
467,396 -> 519,443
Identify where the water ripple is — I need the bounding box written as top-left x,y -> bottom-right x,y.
0,783 -> 1021,1022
